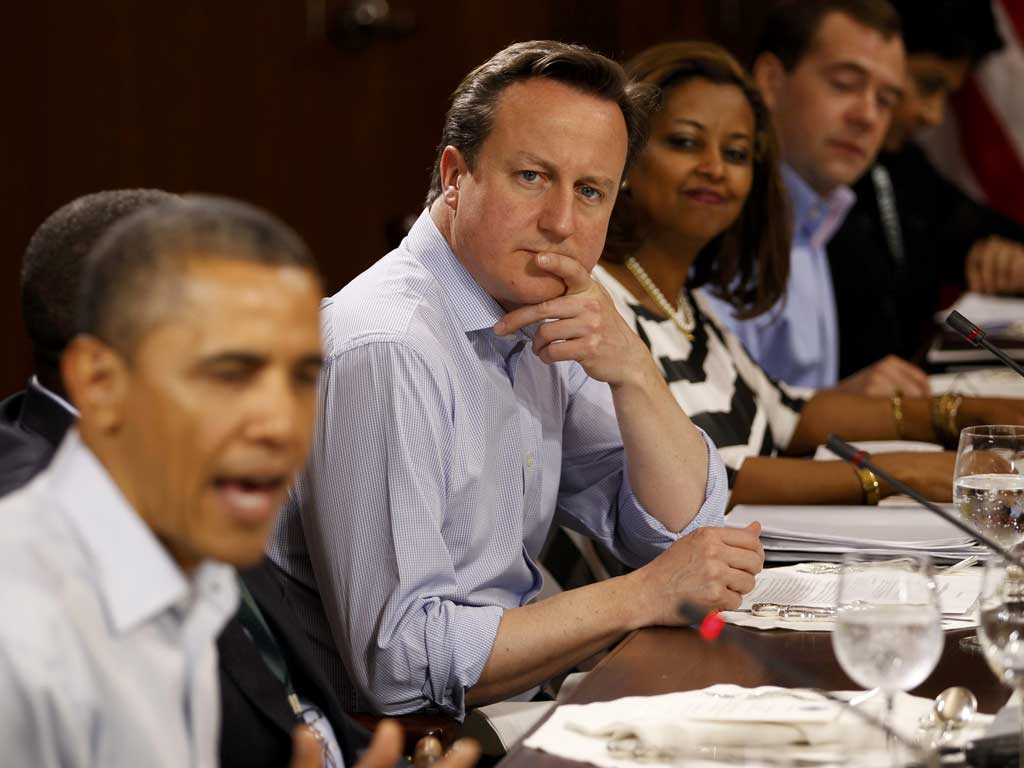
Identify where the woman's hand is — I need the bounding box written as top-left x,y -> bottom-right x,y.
874,451 -> 957,502
959,397 -> 1024,429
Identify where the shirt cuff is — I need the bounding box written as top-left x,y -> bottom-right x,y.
617,427 -> 728,556
420,602 -> 504,720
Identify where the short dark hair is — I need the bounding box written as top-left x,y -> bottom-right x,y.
80,195 -> 318,356
605,42 -> 792,320
890,0 -> 1003,63
425,40 -> 653,207
21,189 -> 175,390
757,0 -> 902,71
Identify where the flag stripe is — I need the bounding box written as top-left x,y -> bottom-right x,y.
954,79 -> 1024,222
1000,0 -> 1024,51
948,0 -> 1024,224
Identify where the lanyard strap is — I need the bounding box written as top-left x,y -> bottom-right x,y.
870,163 -> 907,274
237,580 -> 303,717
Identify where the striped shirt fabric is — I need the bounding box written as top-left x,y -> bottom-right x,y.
594,265 -> 812,487
268,210 -> 728,718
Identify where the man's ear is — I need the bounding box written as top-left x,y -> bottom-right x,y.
439,145 -> 469,210
62,335 -> 130,434
753,52 -> 786,112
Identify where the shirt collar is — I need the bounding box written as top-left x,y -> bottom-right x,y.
782,164 -> 856,251
406,210 -> 537,348
46,430 -> 237,634
30,375 -> 79,418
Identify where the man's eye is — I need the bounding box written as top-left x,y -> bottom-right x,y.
578,185 -> 603,201
293,366 -> 321,387
915,76 -> 945,97
830,78 -> 857,93
209,367 -> 252,384
519,170 -> 542,183
877,95 -> 897,112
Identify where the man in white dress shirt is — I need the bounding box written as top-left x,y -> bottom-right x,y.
0,196 -> 329,767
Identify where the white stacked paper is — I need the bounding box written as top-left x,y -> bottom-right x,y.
727,504 -> 989,563
935,292 -> 1024,334
720,563 -> 980,632
813,440 -> 942,461
929,293 -> 1024,364
930,367 -> 1024,399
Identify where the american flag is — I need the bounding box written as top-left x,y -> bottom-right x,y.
919,0 -> 1024,224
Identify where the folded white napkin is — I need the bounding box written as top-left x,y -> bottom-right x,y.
562,686 -> 845,757
569,717 -> 840,758
523,686 -> 987,768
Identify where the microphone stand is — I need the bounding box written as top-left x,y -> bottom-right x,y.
946,310 -> 1024,380
825,436 -> 1024,569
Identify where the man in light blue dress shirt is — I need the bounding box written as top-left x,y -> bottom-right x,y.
269,40 -> 761,720
700,0 -> 918,391
0,197 -> 331,767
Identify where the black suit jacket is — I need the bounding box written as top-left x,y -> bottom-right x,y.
829,144 -> 1024,377
0,382 -> 75,497
218,562 -> 370,768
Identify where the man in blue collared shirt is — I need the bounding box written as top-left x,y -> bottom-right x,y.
269,40 -> 761,720
701,0 -> 921,392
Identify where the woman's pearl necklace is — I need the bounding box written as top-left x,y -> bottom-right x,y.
625,257 -> 696,341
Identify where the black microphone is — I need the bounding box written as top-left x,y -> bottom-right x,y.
825,435 -> 1024,569
677,602 -> 937,765
946,310 -> 1024,380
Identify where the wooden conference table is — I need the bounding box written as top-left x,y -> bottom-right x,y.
498,623 -> 1010,768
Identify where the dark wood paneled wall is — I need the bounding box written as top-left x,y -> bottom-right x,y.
1,1 -> 769,397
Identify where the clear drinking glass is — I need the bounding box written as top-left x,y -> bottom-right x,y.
954,426 -> 1024,549
955,425 -> 1024,652
832,553 -> 943,762
977,559 -> 1024,768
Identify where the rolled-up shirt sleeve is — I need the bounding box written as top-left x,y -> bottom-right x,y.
301,337 -> 502,718
554,365 -> 728,568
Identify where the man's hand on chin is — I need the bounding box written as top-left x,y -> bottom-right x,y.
493,252 -> 655,387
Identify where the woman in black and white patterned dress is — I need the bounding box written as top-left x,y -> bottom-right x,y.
596,42 -> 1003,506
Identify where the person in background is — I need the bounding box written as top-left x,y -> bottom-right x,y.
596,40 -> 1024,506
0,189 -> 172,497
698,0 -> 921,396
0,195 -> 477,768
829,0 -> 1024,386
269,39 -> 758,721
0,190 -> 371,768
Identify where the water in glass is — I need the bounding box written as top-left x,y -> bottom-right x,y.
834,604 -> 943,691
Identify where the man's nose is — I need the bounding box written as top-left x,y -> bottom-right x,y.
537,186 -> 576,241
919,93 -> 946,128
849,89 -> 882,129
246,372 -> 303,447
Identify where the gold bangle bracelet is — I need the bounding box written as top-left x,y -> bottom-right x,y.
946,393 -> 963,442
855,465 -> 881,505
890,390 -> 905,439
930,392 -> 964,448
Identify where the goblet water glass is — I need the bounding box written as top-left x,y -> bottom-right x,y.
832,553 -> 943,764
955,425 -> 1024,652
977,558 -> 1024,768
954,425 -> 1024,549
